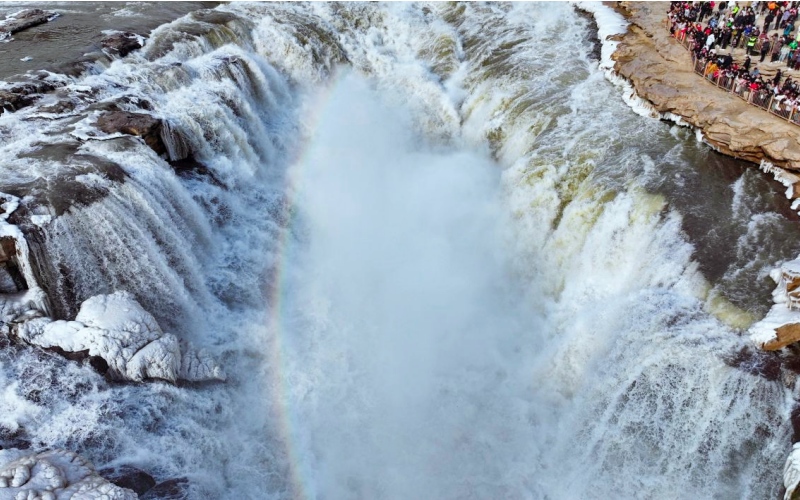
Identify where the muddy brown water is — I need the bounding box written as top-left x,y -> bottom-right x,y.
0,2 -> 216,82
2,1 -> 800,324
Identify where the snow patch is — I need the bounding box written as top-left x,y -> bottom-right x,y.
0,192 -> 50,317
761,160 -> 800,203
15,291 -> 225,383
0,448 -> 135,499
786,443 -> 800,500
750,257 -> 800,349
29,214 -> 51,227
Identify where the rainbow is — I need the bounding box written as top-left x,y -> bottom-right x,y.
263,73 -> 345,499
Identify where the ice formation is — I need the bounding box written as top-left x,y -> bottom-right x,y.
0,448 -> 135,500
762,160 -> 800,204
15,291 -> 225,383
786,443 -> 800,500
750,259 -> 800,350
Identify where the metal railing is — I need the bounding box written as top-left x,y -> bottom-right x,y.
669,20 -> 800,126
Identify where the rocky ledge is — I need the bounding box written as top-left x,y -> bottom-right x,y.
611,2 -> 800,178
0,9 -> 57,41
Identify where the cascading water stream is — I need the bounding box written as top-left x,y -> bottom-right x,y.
0,2 -> 797,499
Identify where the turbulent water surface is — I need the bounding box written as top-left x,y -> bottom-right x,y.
1,2 -> 799,499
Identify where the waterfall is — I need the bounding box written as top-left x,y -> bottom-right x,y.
0,2 -> 795,498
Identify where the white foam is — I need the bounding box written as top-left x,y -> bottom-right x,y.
0,3 -> 790,498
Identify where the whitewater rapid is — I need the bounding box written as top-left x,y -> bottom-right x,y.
0,2 -> 796,499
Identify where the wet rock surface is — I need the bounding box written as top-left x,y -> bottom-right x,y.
98,465 -> 157,496
0,9 -> 56,39
0,81 -> 59,114
96,111 -> 167,155
140,478 -> 190,500
8,144 -> 127,218
575,7 -> 602,61
101,32 -> 144,58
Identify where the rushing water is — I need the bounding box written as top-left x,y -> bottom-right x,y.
0,2 -> 799,499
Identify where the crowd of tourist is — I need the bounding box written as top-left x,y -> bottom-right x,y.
667,1 -> 800,119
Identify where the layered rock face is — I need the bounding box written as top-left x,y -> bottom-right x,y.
612,2 -> 800,175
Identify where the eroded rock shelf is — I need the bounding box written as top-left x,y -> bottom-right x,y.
612,2 -> 800,178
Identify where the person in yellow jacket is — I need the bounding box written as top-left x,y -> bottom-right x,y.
747,34 -> 758,55
704,60 -> 719,79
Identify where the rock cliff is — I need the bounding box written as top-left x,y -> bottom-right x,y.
612,2 -> 800,177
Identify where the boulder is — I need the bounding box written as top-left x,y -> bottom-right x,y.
101,32 -> 144,58
14,291 -> 226,383
96,111 -> 166,155
0,448 -> 136,499
0,91 -> 36,113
